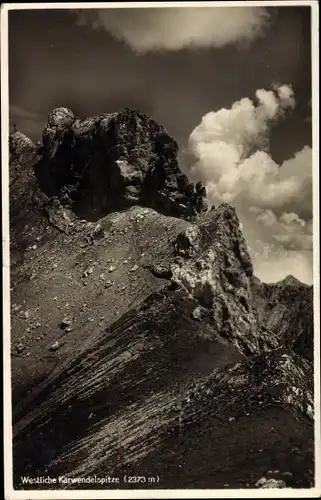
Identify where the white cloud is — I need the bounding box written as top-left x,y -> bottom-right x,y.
187,85 -> 313,284
254,208 -> 312,252
256,209 -> 277,228
276,84 -> 296,108
76,7 -> 270,52
279,211 -> 306,227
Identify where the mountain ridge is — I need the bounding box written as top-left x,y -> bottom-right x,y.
9,109 -> 314,489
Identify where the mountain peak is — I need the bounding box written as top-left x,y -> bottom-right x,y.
280,275 -> 306,286
33,107 -> 208,221
9,130 -> 38,185
9,130 -> 36,156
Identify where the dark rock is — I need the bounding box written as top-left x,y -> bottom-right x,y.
60,317 -> 73,330
150,264 -> 173,280
9,131 -> 37,185
16,343 -> 25,353
50,341 -> 60,351
34,107 -> 207,221
9,130 -> 51,258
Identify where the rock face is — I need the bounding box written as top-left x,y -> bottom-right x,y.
170,205 -> 279,356
9,110 -> 314,490
9,131 -> 49,263
9,130 -> 37,184
34,107 -> 207,221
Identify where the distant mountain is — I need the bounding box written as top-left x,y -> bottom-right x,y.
251,275 -> 313,360
9,108 -> 314,490
278,275 -> 309,287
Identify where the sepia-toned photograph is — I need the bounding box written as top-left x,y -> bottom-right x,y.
1,1 -> 319,498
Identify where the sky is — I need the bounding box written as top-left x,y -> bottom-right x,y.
8,5 -> 313,284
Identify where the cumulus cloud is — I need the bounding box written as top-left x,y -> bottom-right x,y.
75,7 -> 270,52
254,208 -> 312,252
187,85 -> 313,284
240,201 -> 313,284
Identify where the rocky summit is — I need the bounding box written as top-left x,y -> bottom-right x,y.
35,107 -> 207,221
9,108 -> 314,490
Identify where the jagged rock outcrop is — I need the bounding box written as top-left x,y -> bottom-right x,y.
9,131 -> 50,264
169,205 -> 279,355
9,107 -> 207,263
34,107 -> 207,221
9,109 -> 314,490
9,130 -> 37,184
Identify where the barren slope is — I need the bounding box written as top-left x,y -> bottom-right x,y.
9,108 -> 314,490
